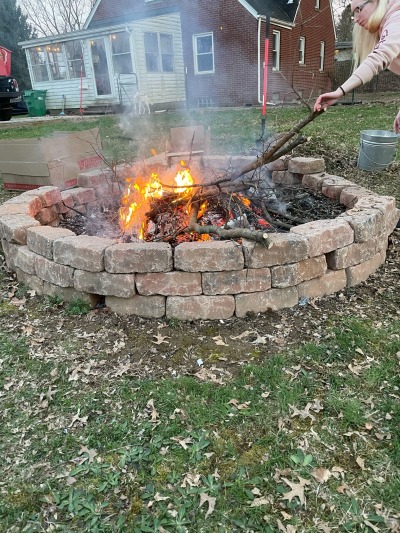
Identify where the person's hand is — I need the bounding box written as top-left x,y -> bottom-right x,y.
314,89 -> 342,112
393,110 -> 400,133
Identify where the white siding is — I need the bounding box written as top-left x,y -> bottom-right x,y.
131,13 -> 186,104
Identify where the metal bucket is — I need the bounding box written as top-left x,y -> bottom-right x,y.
357,130 -> 399,171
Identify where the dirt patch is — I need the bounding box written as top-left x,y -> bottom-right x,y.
1,227 -> 398,382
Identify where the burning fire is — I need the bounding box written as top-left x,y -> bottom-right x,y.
119,163 -> 195,238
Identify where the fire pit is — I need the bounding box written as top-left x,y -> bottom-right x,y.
0,155 -> 398,320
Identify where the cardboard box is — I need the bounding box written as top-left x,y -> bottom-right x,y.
0,128 -> 104,191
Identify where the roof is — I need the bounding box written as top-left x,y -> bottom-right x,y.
244,0 -> 299,23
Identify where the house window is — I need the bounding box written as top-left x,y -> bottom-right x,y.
144,32 -> 174,72
160,33 -> 174,72
65,40 -> 85,79
29,48 -> 49,82
111,33 -> 132,74
315,0 -> 320,8
320,41 -> 325,71
46,43 -> 67,80
193,33 -> 214,74
272,31 -> 280,71
299,37 -> 305,65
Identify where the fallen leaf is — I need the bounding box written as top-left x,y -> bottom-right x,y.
199,492 -> 216,518
336,484 -> 349,494
152,333 -> 170,345
277,519 -> 297,532
312,467 -> 332,484
289,403 -> 315,422
171,436 -> 193,450
356,456 -> 366,470
250,496 -> 271,507
212,335 -> 229,346
69,409 -> 88,427
181,472 -> 201,487
229,398 -> 251,410
281,476 -> 310,507
78,446 -> 97,464
146,399 -> 159,422
251,487 -> 261,496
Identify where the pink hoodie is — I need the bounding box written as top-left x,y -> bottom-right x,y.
341,0 -> 400,93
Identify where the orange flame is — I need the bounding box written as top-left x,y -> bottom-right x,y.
119,167 -> 195,238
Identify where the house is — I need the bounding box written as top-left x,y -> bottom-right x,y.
18,0 -> 336,113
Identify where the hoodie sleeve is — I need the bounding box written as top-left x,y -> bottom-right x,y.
341,9 -> 400,93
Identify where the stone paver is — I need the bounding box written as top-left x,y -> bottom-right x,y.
54,235 -> 115,272
166,295 -> 235,320
105,242 -> 173,273
235,287 -> 298,317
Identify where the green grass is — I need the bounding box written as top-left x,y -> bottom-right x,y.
0,102 -> 399,163
1,317 -> 399,531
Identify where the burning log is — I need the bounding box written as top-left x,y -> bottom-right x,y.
187,201 -> 272,245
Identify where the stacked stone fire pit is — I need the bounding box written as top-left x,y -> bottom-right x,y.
0,156 -> 398,320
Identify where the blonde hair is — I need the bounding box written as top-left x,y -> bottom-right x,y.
353,0 -> 389,68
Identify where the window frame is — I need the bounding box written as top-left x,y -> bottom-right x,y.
315,0 -> 320,9
193,32 -> 215,75
272,30 -> 281,71
299,36 -> 305,65
144,31 -> 174,73
319,40 -> 325,71
110,32 -> 133,75
28,41 -> 86,83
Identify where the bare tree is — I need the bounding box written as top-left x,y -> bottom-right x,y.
18,0 -> 95,36
331,0 -> 351,27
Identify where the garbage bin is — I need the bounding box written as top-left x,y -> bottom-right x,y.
24,90 -> 47,117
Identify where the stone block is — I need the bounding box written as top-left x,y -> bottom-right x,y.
321,175 -> 354,201
297,269 -> 347,299
136,271 -> 202,296
291,219 -> 354,256
202,268 -> 271,295
105,242 -> 173,273
74,270 -> 135,297
386,208 -> 400,235
27,226 -> 75,260
106,294 -> 165,318
0,214 -> 40,244
3,195 -> 43,217
77,169 -> 110,189
166,295 -> 235,320
174,241 -> 244,272
235,287 -> 298,317
61,190 -> 75,208
302,173 -> 326,191
339,208 -> 384,242
42,282 -> 93,303
54,235 -> 115,272
0,201 -> 38,218
271,170 -> 302,186
1,239 -> 14,269
35,205 -> 59,225
15,267 -> 44,294
33,186 -> 62,207
354,195 -> 396,215
339,186 -> 375,207
13,245 -> 37,275
346,251 -> 386,286
35,254 -> 74,287
326,239 -> 378,269
266,157 -> 289,171
271,255 -> 327,288
70,187 -> 96,205
288,157 -> 325,174
243,234 -> 308,268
